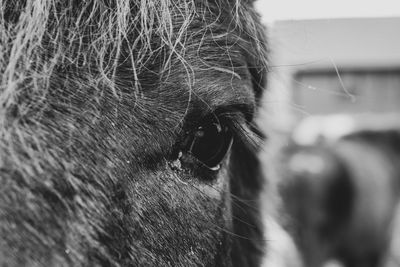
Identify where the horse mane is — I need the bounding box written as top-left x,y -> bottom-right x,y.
1,0 -> 267,105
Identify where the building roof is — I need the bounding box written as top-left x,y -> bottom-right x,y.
271,17 -> 400,71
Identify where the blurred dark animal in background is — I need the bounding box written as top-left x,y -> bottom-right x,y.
273,114 -> 400,267
0,0 -> 268,266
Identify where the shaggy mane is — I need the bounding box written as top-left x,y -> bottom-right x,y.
1,0 -> 267,109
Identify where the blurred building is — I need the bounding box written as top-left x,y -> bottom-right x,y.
268,17 -> 400,126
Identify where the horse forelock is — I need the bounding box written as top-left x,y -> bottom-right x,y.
1,0 -> 267,102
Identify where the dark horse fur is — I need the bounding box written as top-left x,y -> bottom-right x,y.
0,1 -> 268,266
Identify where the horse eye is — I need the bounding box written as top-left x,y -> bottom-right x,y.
184,122 -> 233,170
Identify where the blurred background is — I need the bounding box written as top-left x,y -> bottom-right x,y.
255,0 -> 400,130
255,3 -> 400,266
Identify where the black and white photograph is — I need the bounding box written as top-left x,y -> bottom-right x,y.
0,1 -> 399,266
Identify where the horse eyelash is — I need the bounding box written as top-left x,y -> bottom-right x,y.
219,112 -> 264,154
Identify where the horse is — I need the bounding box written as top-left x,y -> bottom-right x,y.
0,0 -> 268,266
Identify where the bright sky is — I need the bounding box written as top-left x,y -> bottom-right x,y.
255,0 -> 400,24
